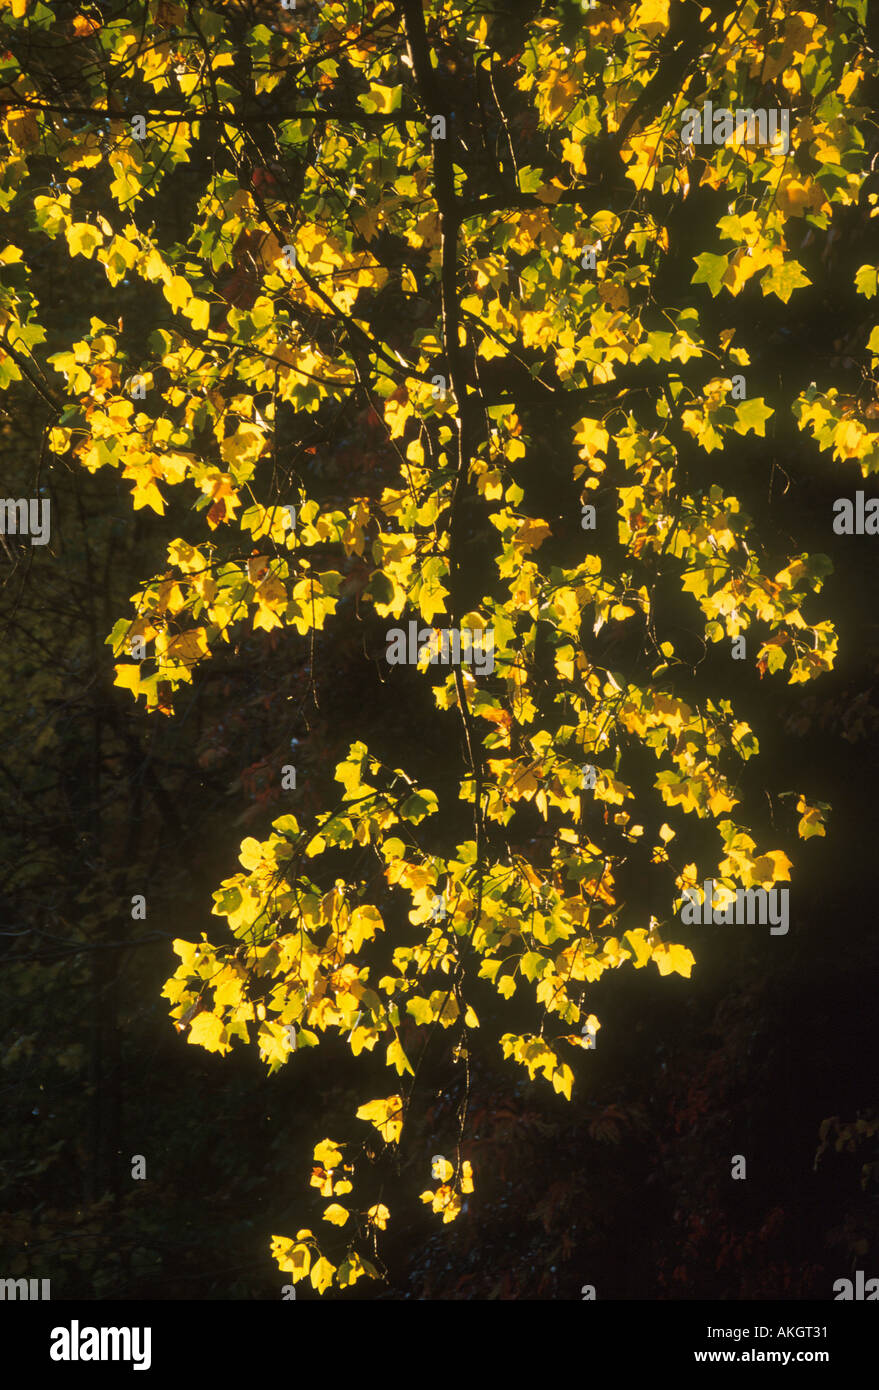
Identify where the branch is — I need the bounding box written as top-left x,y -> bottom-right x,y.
0,333 -> 63,413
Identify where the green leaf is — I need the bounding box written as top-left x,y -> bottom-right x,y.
399,790 -> 438,824
691,252 -> 728,298
760,261 -> 811,304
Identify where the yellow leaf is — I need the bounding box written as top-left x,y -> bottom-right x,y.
356,1094 -> 404,1144
131,478 -> 166,514
387,1037 -> 414,1076
540,69 -> 577,122
622,929 -> 651,969
834,419 -> 867,460
367,1203 -> 390,1230
431,1155 -> 453,1182
775,177 -> 827,218
313,1139 -> 343,1168
574,416 -> 609,463
707,785 -> 738,817
164,275 -> 192,313
796,796 -> 826,840
187,1011 -> 226,1052
184,297 -> 210,331
66,223 -> 104,259
477,336 -> 507,361
651,942 -> 695,978
552,1062 -> 574,1100
162,628 -> 209,667
515,518 -> 552,551
310,1256 -> 335,1293
113,664 -> 141,696
365,84 -> 401,114
749,850 -> 792,888
142,247 -> 170,283
322,1203 -> 349,1226
271,1237 -> 311,1280
310,1166 -> 334,1197
384,391 -> 413,439
220,421 -> 266,470
632,0 -> 669,34
346,904 -> 384,952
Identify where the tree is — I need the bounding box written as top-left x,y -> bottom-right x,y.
1,0 -> 875,1295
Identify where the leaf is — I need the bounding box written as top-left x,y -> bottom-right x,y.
272,1237 -> 311,1280
187,1011 -> 226,1052
691,252 -> 728,298
399,790 -> 438,824
313,1139 -> 343,1168
632,0 -> 669,33
761,260 -> 811,304
356,1095 -> 404,1144
574,417 -> 610,461
386,1037 -> 414,1076
734,398 -> 774,436
163,275 -> 193,313
406,996 -> 434,1026
651,942 -> 695,978
310,1256 -> 336,1293
221,422 -> 267,471
796,796 -> 828,840
358,84 -> 402,114
184,296 -> 211,331
65,223 -> 103,259
515,518 -> 552,551
113,664 -> 142,697
367,1203 -> 390,1230
622,928 -> 652,968
322,1203 -> 349,1226
337,1251 -> 373,1287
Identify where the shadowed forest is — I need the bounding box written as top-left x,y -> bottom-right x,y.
1,0 -> 878,1300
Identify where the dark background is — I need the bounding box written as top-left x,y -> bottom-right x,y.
1,0 -> 877,1299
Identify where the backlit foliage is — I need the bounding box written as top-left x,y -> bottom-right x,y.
1,0 -> 874,1293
